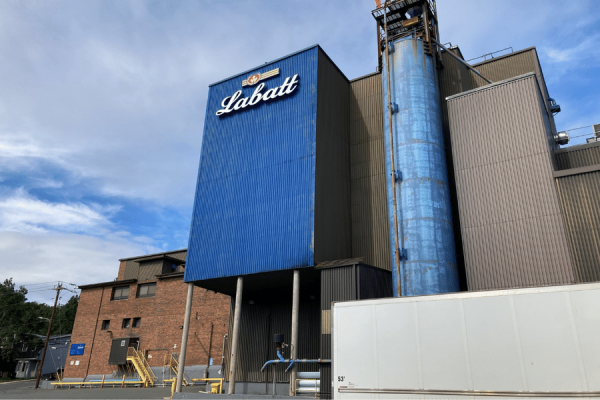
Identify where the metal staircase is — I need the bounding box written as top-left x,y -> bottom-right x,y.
126,347 -> 157,387
163,353 -> 188,386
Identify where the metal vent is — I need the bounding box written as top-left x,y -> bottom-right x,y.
594,124 -> 600,137
555,131 -> 569,146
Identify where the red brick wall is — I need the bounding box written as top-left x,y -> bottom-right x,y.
64,278 -> 230,378
116,261 -> 127,280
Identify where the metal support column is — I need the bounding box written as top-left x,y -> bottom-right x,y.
176,282 -> 194,393
289,270 -> 300,396
227,277 -> 244,394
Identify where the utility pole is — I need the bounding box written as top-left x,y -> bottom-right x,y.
35,283 -> 63,389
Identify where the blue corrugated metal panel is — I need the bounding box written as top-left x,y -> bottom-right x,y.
185,46 -> 319,282
382,38 -> 460,296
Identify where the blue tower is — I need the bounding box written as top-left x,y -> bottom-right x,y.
374,0 -> 460,296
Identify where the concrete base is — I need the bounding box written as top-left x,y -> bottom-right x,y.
174,381 -> 294,397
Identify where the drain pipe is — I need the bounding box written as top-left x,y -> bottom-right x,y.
217,334 -> 227,375
383,0 -> 403,297
203,323 -> 214,379
432,39 -> 493,84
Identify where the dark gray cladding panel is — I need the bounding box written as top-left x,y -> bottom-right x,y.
447,74 -> 575,291
554,142 -> 600,171
314,48 -> 352,263
556,171 -> 600,282
224,297 -> 320,384
348,73 -> 391,271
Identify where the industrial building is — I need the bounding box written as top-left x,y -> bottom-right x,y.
63,250 -> 230,385
178,1 -> 600,398
63,0 -> 600,397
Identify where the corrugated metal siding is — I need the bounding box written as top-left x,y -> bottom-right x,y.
314,49 -> 352,263
224,297 -> 320,383
168,250 -> 187,263
447,74 -> 575,291
137,260 -> 163,281
555,143 -> 600,171
349,73 -> 391,271
556,171 -> 600,282
123,260 -> 139,280
186,47 -> 319,281
438,49 -> 474,290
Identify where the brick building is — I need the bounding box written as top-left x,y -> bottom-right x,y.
64,249 -> 230,379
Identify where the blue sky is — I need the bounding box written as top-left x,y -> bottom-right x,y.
1,0 -> 598,304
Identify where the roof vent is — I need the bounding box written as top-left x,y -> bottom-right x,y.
555,131 -> 569,146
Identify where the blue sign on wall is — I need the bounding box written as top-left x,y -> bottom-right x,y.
69,343 -> 85,356
185,46 -> 320,282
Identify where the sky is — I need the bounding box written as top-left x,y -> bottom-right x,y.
1,0 -> 599,304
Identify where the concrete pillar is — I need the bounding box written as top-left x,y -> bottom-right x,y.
227,276 -> 244,394
176,282 -> 194,393
289,270 -> 300,396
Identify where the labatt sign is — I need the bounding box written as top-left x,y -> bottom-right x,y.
216,68 -> 299,116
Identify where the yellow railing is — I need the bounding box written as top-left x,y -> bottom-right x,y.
163,353 -> 187,386
126,347 -> 157,387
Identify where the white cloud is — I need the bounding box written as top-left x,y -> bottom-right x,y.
0,230 -> 160,304
0,188 -> 119,234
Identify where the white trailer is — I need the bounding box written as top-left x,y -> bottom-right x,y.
332,283 -> 600,399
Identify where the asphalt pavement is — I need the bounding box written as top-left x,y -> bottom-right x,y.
0,379 -> 193,399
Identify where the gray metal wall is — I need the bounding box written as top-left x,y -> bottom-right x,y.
555,142 -> 600,170
314,49 -> 352,263
447,73 -> 575,290
137,260 -> 164,281
122,250 -> 187,280
224,296 -> 320,384
348,73 -> 391,271
556,171 -> 600,282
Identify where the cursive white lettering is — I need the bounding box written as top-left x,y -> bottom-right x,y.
216,75 -> 300,116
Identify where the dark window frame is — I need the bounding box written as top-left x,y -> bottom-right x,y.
137,282 -> 156,298
101,320 -> 110,330
112,286 -> 130,301
132,317 -> 141,328
122,318 -> 131,329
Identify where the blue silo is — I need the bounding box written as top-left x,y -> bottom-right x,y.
382,37 -> 460,297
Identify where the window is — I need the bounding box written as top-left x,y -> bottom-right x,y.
132,318 -> 141,328
112,286 -> 130,300
122,318 -> 131,329
137,283 -> 156,298
101,320 -> 110,330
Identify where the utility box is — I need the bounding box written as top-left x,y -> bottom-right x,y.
332,283 -> 600,399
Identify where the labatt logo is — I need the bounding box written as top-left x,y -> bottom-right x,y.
216,70 -> 299,116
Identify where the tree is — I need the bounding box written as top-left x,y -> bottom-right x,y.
0,279 -> 79,373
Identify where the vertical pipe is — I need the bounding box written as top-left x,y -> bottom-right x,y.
289,270 -> 300,396
203,323 -> 214,379
176,282 -> 194,393
227,277 -> 244,395
383,0 -> 403,297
